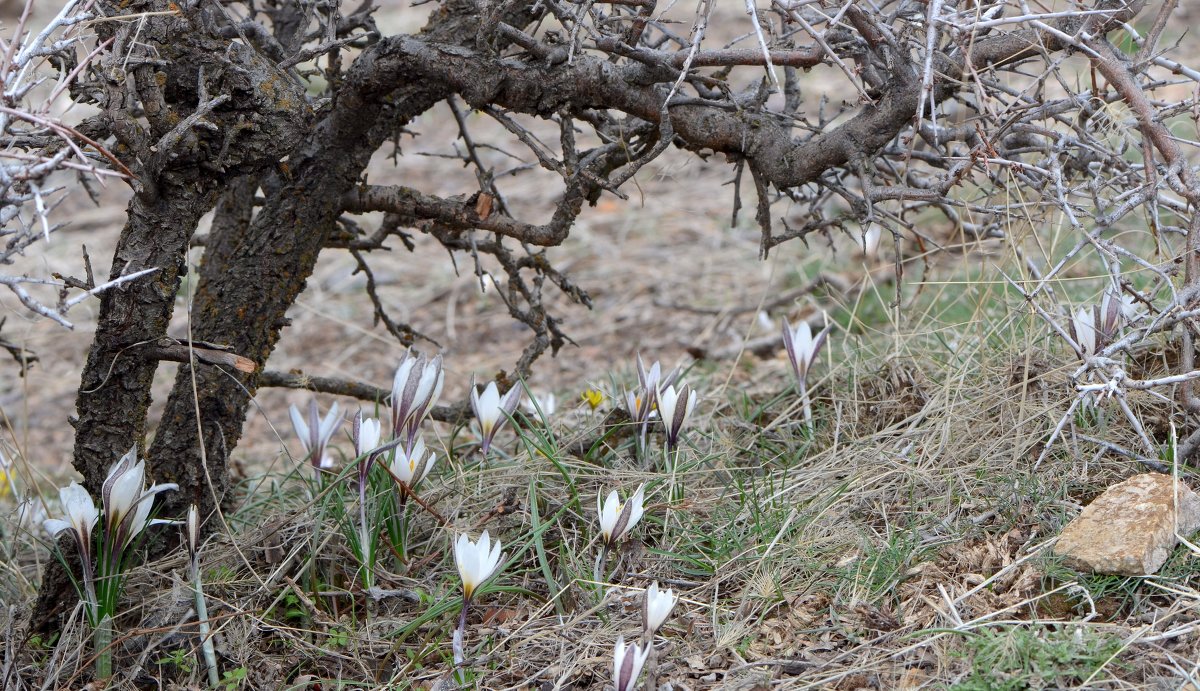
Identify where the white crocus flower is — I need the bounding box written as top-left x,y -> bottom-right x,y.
389,437 -> 436,488
1116,292 -> 1144,323
613,636 -> 651,691
289,400 -> 343,469
597,484 -> 645,548
101,446 -> 179,550
1069,291 -> 1132,362
657,383 -> 698,451
782,318 -> 830,390
454,530 -> 505,601
43,480 -> 101,612
471,380 -> 522,455
782,317 -> 831,426
390,352 -> 444,447
353,413 -> 382,458
43,481 -> 99,555
643,581 -> 678,636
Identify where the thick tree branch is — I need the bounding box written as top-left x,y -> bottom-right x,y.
343,185 -> 573,246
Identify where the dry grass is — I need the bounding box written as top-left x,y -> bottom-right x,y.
6,211 -> 1200,688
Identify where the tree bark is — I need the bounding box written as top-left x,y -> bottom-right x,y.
146,0 -> 544,529
32,0 -> 311,632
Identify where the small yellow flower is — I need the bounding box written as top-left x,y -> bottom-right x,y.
581,389 -> 605,410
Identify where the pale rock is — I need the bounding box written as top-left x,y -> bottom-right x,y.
1053,473 -> 1200,576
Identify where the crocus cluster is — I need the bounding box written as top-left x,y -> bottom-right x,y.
287,351 -> 447,587
611,582 -> 679,691
365,353 -> 445,579
625,356 -> 679,457
43,446 -> 177,679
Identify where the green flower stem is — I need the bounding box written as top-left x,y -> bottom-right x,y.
94,614 -> 113,680
191,556 -> 220,688
594,542 -> 610,585
799,379 -> 813,428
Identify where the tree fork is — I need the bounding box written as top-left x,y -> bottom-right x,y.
145,0 -> 545,534
32,0 -> 313,633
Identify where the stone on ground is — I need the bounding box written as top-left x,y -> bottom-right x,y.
1053,473 -> 1200,576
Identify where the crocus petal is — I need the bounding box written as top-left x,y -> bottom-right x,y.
289,404 -> 310,450
598,489 -> 620,543
1073,307 -> 1097,357
411,363 -> 438,417
391,357 -> 417,430
485,533 -> 503,579
782,319 -> 800,375
501,386 -> 523,417
476,383 -> 500,431
454,533 -> 472,593
414,452 -> 435,486
102,447 -> 142,527
60,481 -> 98,534
307,399 -> 321,450
625,484 -> 645,536
122,482 -> 179,548
318,402 -> 342,441
794,320 -> 813,357
43,518 -> 72,536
